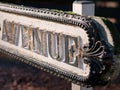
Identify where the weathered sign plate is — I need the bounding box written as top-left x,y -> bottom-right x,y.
0,2 -> 113,86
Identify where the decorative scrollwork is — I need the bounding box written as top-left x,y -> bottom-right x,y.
83,38 -> 105,58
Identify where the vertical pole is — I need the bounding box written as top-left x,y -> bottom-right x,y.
72,1 -> 95,90
73,1 -> 95,16
72,83 -> 81,90
82,87 -> 93,90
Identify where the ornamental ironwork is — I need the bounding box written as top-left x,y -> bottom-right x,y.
0,2 -> 113,87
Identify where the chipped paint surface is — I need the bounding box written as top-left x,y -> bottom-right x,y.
0,10 -> 91,84
0,2 -> 113,87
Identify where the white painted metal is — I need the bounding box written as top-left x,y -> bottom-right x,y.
71,85 -> 93,90
72,83 -> 81,90
0,11 -> 90,77
73,1 -> 95,16
0,11 -> 89,45
72,1 -> 95,90
82,87 -> 93,90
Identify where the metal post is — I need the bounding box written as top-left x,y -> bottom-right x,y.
72,1 -> 95,90
72,83 -> 81,90
73,0 -> 95,16
82,87 -> 93,90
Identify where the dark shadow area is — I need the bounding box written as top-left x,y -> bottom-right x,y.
95,1 -> 120,33
0,0 -> 74,11
0,54 -> 71,90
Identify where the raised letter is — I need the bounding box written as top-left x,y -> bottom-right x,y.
67,36 -> 82,67
33,28 -> 42,54
48,32 -> 65,61
41,30 -> 47,57
2,20 -> 12,43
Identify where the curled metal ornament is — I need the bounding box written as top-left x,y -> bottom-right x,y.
83,38 -> 105,58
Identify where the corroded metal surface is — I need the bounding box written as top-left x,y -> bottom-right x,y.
0,2 -> 113,87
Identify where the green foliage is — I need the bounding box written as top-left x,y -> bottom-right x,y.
51,9 -> 78,15
51,9 -> 63,13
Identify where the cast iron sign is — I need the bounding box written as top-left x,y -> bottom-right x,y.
0,2 -> 113,87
